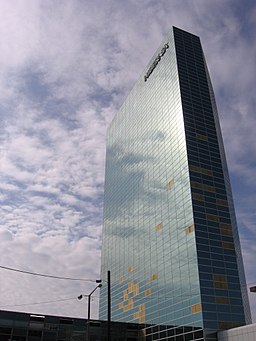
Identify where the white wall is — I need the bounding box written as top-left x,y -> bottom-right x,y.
218,323 -> 256,341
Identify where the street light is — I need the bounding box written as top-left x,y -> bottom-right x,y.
97,271 -> 111,341
78,283 -> 102,340
80,271 -> 111,341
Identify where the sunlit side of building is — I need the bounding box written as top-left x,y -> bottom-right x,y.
100,27 -> 251,340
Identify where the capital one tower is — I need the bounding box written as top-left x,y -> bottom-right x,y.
99,27 -> 251,340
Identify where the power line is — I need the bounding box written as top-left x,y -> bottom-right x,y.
0,265 -> 97,282
0,296 -> 100,309
1,264 -> 255,289
0,297 -> 76,308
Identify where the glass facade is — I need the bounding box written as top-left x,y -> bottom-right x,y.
99,27 -> 251,340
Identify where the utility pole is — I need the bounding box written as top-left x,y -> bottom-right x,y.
107,270 -> 111,341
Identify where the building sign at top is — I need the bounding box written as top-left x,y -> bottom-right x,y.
144,42 -> 169,82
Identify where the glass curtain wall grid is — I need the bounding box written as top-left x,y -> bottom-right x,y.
99,27 -> 251,341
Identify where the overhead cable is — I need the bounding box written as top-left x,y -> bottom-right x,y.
0,297 -> 76,308
0,265 -> 97,282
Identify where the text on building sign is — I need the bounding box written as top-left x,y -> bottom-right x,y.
144,43 -> 169,82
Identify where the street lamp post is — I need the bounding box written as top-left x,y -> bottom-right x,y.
107,270 -> 111,341
97,270 -> 111,341
78,283 -> 102,341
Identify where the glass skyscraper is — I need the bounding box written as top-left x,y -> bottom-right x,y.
99,27 -> 251,340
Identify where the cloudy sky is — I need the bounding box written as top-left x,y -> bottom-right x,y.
0,0 -> 255,322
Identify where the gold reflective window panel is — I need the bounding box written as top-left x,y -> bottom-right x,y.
139,303 -> 146,323
127,298 -> 134,310
133,283 -> 139,296
215,297 -> 229,304
203,184 -> 216,192
207,214 -> 219,222
220,227 -> 233,237
191,181 -> 215,193
133,312 -> 140,319
220,223 -> 232,230
128,265 -> 134,272
123,290 -> 128,301
119,276 -> 125,284
150,274 -> 158,281
185,224 -> 195,235
122,298 -> 134,312
191,303 -> 202,313
213,274 -> 228,289
139,304 -> 145,311
196,133 -> 208,141
214,282 -> 228,289
166,179 -> 174,190
127,281 -> 139,296
216,199 -> 228,207
128,281 -> 134,293
155,222 -> 163,232
189,165 -> 213,176
220,223 -> 233,236
191,181 -> 202,189
223,242 -> 235,250
213,274 -> 227,282
192,193 -> 204,201
134,304 -> 146,323
118,303 -> 124,309
140,316 -> 146,323
144,288 -> 152,297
